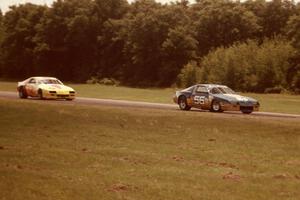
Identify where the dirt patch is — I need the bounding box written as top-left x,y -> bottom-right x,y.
223,172 -> 241,181
107,183 -> 138,192
172,155 -> 184,162
273,173 -> 290,179
9,164 -> 42,172
219,162 -> 237,169
120,157 -> 148,165
274,174 -> 300,180
0,146 -> 4,150
16,164 -> 23,170
286,160 -> 300,166
206,162 -> 238,169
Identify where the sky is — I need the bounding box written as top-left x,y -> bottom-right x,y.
0,0 -> 53,12
0,0 -> 190,13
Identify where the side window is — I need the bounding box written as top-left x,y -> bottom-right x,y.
195,86 -> 208,93
29,79 -> 36,84
194,86 -> 208,105
211,87 -> 221,94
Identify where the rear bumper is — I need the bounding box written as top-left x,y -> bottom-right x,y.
173,96 -> 178,104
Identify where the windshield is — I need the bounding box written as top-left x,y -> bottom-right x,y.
210,87 -> 235,94
40,79 -> 62,85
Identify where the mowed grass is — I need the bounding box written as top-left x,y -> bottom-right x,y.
245,93 -> 300,115
0,99 -> 300,200
0,81 -> 18,92
70,83 -> 175,104
1,81 -> 300,114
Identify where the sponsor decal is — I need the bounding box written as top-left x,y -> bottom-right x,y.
47,85 -> 62,90
194,96 -> 206,105
51,85 -> 62,89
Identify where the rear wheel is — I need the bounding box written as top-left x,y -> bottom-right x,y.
18,87 -> 27,99
210,101 -> 223,112
178,96 -> 191,111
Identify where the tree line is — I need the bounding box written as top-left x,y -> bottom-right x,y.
0,0 -> 300,92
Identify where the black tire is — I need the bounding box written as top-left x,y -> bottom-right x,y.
178,96 -> 191,111
242,110 -> 252,114
38,89 -> 44,100
66,98 -> 73,101
18,87 -> 27,99
210,100 -> 223,112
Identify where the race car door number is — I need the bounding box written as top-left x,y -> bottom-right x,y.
194,96 -> 205,105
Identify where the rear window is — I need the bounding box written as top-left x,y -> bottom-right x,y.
195,86 -> 207,93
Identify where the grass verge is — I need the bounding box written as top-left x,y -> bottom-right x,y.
0,99 -> 300,199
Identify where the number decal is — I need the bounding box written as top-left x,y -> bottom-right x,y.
194,96 -> 205,105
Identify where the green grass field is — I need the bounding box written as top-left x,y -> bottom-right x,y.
0,99 -> 300,199
1,81 -> 300,114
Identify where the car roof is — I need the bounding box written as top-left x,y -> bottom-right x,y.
30,77 -> 58,80
181,84 -> 229,92
197,84 -> 228,88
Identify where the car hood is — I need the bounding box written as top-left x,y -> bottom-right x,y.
39,84 -> 74,91
213,94 -> 257,103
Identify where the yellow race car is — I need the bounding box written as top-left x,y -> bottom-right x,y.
17,77 -> 76,100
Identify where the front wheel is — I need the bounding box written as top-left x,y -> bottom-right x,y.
178,96 -> 191,111
242,110 -> 252,114
210,101 -> 223,112
38,89 -> 44,100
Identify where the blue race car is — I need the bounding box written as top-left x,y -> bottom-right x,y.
173,84 -> 259,114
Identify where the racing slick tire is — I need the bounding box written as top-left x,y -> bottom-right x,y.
18,87 -> 27,99
38,89 -> 44,100
241,110 -> 252,114
210,101 -> 223,112
178,96 -> 191,111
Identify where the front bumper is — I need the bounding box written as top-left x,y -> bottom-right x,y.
43,91 -> 76,99
221,103 -> 259,112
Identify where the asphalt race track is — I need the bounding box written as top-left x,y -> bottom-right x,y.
1,91 -> 299,119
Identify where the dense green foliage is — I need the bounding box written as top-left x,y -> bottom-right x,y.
192,0 -> 260,56
0,0 -> 300,91
178,39 -> 296,92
